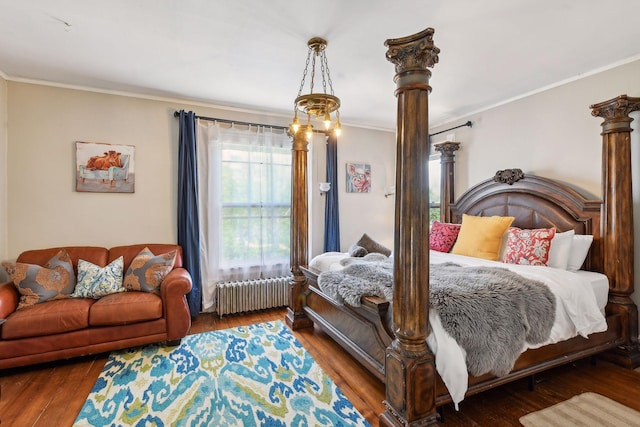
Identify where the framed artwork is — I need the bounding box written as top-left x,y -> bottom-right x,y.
345,162 -> 371,193
75,142 -> 135,193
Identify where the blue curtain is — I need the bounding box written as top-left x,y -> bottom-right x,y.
323,134 -> 341,252
177,110 -> 202,317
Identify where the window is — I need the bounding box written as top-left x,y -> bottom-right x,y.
196,121 -> 291,311
219,141 -> 291,269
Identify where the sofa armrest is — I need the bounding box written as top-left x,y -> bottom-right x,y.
160,267 -> 193,341
0,281 -> 19,319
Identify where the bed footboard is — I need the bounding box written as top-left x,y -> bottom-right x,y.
301,266 -> 392,381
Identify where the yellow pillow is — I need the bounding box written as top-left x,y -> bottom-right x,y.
450,214 -> 515,260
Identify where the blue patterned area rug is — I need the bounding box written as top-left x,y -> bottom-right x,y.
73,320 -> 370,426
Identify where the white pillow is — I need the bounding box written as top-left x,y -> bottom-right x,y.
547,229 -> 575,269
567,234 -> 594,272
309,252 -> 349,272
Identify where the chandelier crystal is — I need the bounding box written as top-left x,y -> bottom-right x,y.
290,37 -> 341,138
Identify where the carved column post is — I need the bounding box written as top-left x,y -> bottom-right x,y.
591,94 -> 640,368
381,28 -> 440,427
434,142 -> 460,223
286,130 -> 313,330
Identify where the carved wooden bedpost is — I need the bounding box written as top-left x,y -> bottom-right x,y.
286,130 -> 313,330
434,141 -> 460,223
591,94 -> 640,368
381,28 -> 440,427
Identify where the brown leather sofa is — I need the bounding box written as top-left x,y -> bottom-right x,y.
0,244 -> 193,370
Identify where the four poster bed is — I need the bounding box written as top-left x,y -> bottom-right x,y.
285,27 -> 640,427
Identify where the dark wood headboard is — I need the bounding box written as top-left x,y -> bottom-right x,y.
448,170 -> 602,272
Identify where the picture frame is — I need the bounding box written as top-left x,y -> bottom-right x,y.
75,141 -> 135,193
345,162 -> 371,193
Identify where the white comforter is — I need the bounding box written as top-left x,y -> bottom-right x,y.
309,250 -> 608,409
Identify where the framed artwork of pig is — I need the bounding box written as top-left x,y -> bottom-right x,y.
345,162 -> 371,193
76,141 -> 135,193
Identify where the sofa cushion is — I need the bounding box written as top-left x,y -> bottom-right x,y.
2,249 -> 76,309
123,247 -> 177,294
71,256 -> 125,299
89,291 -> 163,326
2,298 -> 94,339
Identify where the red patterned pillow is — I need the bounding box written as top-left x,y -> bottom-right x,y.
430,221 -> 462,253
503,227 -> 556,266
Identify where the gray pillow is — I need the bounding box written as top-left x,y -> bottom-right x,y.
356,233 -> 391,257
348,244 -> 368,257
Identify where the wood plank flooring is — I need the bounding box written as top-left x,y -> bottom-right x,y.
2,308 -> 640,426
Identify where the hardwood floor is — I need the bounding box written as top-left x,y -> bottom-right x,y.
2,308 -> 640,426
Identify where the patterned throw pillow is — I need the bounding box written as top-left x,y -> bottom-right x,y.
123,247 -> 177,293
70,257 -> 125,299
2,249 -> 76,309
503,227 -> 556,266
430,221 -> 462,252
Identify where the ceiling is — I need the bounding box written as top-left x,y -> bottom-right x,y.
2,1 -> 640,130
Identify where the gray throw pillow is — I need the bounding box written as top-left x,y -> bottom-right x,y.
356,233 -> 391,257
348,244 -> 368,257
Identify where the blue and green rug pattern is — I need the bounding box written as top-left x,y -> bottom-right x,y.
73,320 -> 370,426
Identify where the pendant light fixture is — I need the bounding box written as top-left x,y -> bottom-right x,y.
290,37 -> 342,138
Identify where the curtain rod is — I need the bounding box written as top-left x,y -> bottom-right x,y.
429,120 -> 473,138
174,111 -> 472,136
173,111 -> 290,132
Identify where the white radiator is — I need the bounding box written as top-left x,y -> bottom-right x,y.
216,276 -> 291,317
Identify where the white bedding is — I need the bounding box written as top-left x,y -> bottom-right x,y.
309,252 -> 350,272
308,250 -> 609,409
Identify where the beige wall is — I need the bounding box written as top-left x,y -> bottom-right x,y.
7,83 -> 179,255
431,59 -> 640,199
3,82 -> 396,260
430,58 -> 640,331
309,127 -> 395,256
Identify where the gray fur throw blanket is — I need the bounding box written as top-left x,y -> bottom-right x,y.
318,256 -> 556,377
319,253 -> 394,304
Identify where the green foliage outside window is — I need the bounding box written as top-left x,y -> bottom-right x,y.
428,157 -> 441,225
